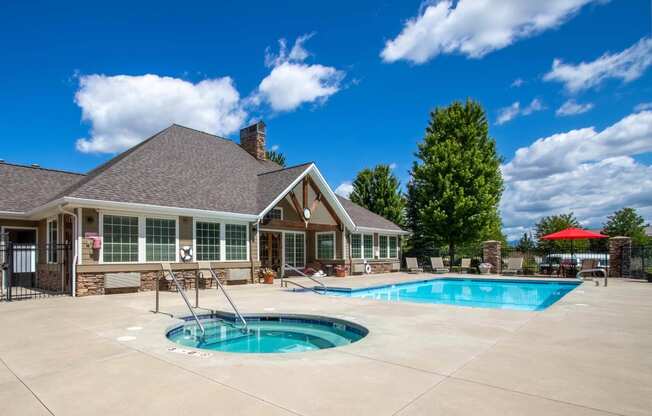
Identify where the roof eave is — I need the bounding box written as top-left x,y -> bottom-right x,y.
355,226 -> 411,236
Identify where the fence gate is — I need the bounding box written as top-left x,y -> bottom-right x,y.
630,245 -> 652,280
1,241 -> 72,301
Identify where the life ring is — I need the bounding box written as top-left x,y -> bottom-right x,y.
179,246 -> 193,262
364,263 -> 372,274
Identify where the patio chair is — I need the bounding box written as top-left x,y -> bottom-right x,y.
460,258 -> 471,274
405,257 -> 422,274
430,257 -> 449,274
502,257 -> 523,275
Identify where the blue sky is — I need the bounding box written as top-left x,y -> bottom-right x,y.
1,0 -> 651,238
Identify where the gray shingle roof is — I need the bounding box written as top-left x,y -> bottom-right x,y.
1,124 -> 404,232
63,125 -> 283,215
336,195 -> 405,232
0,163 -> 84,213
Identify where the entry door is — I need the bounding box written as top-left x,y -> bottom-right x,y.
260,232 -> 282,273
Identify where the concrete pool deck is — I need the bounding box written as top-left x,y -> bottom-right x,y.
0,274 -> 650,415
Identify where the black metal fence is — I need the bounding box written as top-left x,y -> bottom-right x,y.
501,247 -> 609,278
1,242 -> 72,301
630,244 -> 652,280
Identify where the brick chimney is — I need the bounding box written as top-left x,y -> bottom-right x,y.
240,121 -> 266,160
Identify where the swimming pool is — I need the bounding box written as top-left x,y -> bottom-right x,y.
324,278 -> 580,311
167,313 -> 367,353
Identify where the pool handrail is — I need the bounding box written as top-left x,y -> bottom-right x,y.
576,268 -> 608,286
281,264 -> 326,293
160,263 -> 205,337
198,262 -> 248,332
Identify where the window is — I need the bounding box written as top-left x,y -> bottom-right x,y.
146,218 -> 176,262
284,232 -> 305,268
47,219 -> 58,263
263,207 -> 283,221
316,232 -> 335,259
363,234 -> 373,259
225,224 -> 247,260
379,235 -> 388,258
195,221 -> 220,261
103,215 -> 139,263
389,236 -> 398,258
351,234 -> 362,259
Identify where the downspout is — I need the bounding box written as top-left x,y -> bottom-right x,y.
59,205 -> 78,297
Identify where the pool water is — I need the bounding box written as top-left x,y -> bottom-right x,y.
325,278 -> 580,311
167,315 -> 367,353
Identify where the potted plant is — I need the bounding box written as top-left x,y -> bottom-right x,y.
259,268 -> 276,284
334,265 -> 347,278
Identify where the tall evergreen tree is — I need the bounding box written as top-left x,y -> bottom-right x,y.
349,164 -> 405,226
266,150 -> 286,167
603,207 -> 648,245
407,100 -> 503,262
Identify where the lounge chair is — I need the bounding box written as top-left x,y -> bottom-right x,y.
502,257 -> 523,275
430,257 -> 449,274
460,258 -> 471,273
405,257 -> 422,274
576,259 -> 606,285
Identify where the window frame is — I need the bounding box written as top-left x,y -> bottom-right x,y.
379,235 -> 388,259
350,233 -> 375,260
224,222 -> 250,262
284,231 -> 306,268
315,231 -> 336,260
192,219 -> 221,262
263,207 -> 283,222
99,212 -> 179,264
46,217 -> 58,264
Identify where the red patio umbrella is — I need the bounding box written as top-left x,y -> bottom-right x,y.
541,228 -> 607,276
541,228 -> 607,241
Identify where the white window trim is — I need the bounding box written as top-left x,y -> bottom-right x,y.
283,230 -> 306,269
315,231 -> 336,260
223,222 -> 250,262
46,217 -> 59,264
2,226 -> 39,265
264,207 -> 283,221
351,233 -> 374,260
99,211 -> 179,264
192,218 -> 221,262
377,234 -> 399,259
379,235 -> 389,259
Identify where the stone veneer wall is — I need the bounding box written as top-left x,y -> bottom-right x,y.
482,240 -> 501,274
37,264 -> 63,291
609,236 -> 632,278
76,269 -> 226,296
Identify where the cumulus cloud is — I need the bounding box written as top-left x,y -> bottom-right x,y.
496,99 -> 545,125
380,0 -> 597,64
75,74 -> 246,153
544,37 -> 652,92
501,111 -> 652,239
335,181 -> 354,198
635,102 -> 652,112
255,35 -> 345,112
556,99 -> 594,116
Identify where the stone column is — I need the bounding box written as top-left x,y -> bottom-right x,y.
483,240 -> 501,274
609,236 -> 632,278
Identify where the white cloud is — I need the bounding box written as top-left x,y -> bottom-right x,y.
543,37 -> 652,92
256,35 -> 344,112
556,99 -> 594,116
75,74 -> 246,153
389,162 -> 397,170
270,144 -> 280,151
501,111 -> 652,239
496,99 -> 545,125
380,0 -> 597,64
635,102 -> 652,112
511,78 -> 525,88
335,181 -> 354,198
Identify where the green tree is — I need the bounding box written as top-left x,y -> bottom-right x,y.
350,164 -> 405,226
515,232 -> 536,252
407,100 -> 503,263
266,150 -> 286,167
534,213 -> 583,251
603,207 -> 648,245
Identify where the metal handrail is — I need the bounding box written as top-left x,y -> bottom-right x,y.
204,267 -> 248,331
281,264 -> 326,293
161,264 -> 205,336
576,268 -> 608,287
